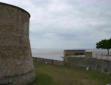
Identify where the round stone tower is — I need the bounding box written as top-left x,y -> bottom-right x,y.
0,2 -> 35,85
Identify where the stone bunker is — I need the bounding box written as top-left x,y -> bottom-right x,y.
0,2 -> 34,85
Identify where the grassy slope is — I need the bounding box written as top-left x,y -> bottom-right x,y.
29,63 -> 111,85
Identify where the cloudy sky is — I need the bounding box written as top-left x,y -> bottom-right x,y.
0,0 -> 111,49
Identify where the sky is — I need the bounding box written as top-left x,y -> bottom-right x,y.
0,0 -> 111,49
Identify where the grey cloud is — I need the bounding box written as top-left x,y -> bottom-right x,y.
1,0 -> 111,49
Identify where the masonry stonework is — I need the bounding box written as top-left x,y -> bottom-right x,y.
33,57 -> 64,66
0,2 -> 34,85
66,57 -> 111,74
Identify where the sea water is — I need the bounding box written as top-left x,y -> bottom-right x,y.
32,49 -> 64,61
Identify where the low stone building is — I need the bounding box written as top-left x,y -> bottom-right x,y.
64,50 -> 92,63
64,50 -> 85,56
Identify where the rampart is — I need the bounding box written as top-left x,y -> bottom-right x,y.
65,57 -> 111,74
33,57 -> 64,66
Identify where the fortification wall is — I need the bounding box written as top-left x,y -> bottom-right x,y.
0,2 -> 34,85
33,57 -> 64,66
65,57 -> 111,74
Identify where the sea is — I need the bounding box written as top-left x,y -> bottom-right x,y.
32,48 -> 64,61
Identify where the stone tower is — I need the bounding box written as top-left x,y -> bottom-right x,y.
0,2 -> 35,85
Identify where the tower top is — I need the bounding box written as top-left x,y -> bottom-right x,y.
0,2 -> 30,17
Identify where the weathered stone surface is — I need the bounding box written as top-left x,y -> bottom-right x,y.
66,57 -> 111,74
33,57 -> 64,66
0,2 -> 34,85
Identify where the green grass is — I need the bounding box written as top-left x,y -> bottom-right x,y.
33,73 -> 53,85
29,63 -> 111,85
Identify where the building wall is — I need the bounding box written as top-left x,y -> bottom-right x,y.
64,50 -> 85,56
64,50 -> 92,62
0,2 -> 34,85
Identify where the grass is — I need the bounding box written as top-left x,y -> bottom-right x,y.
29,62 -> 111,85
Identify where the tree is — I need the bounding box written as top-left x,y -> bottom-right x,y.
96,39 -> 111,55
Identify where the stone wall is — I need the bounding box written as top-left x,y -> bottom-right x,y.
33,57 -> 64,66
65,57 -> 111,74
0,2 -> 34,85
